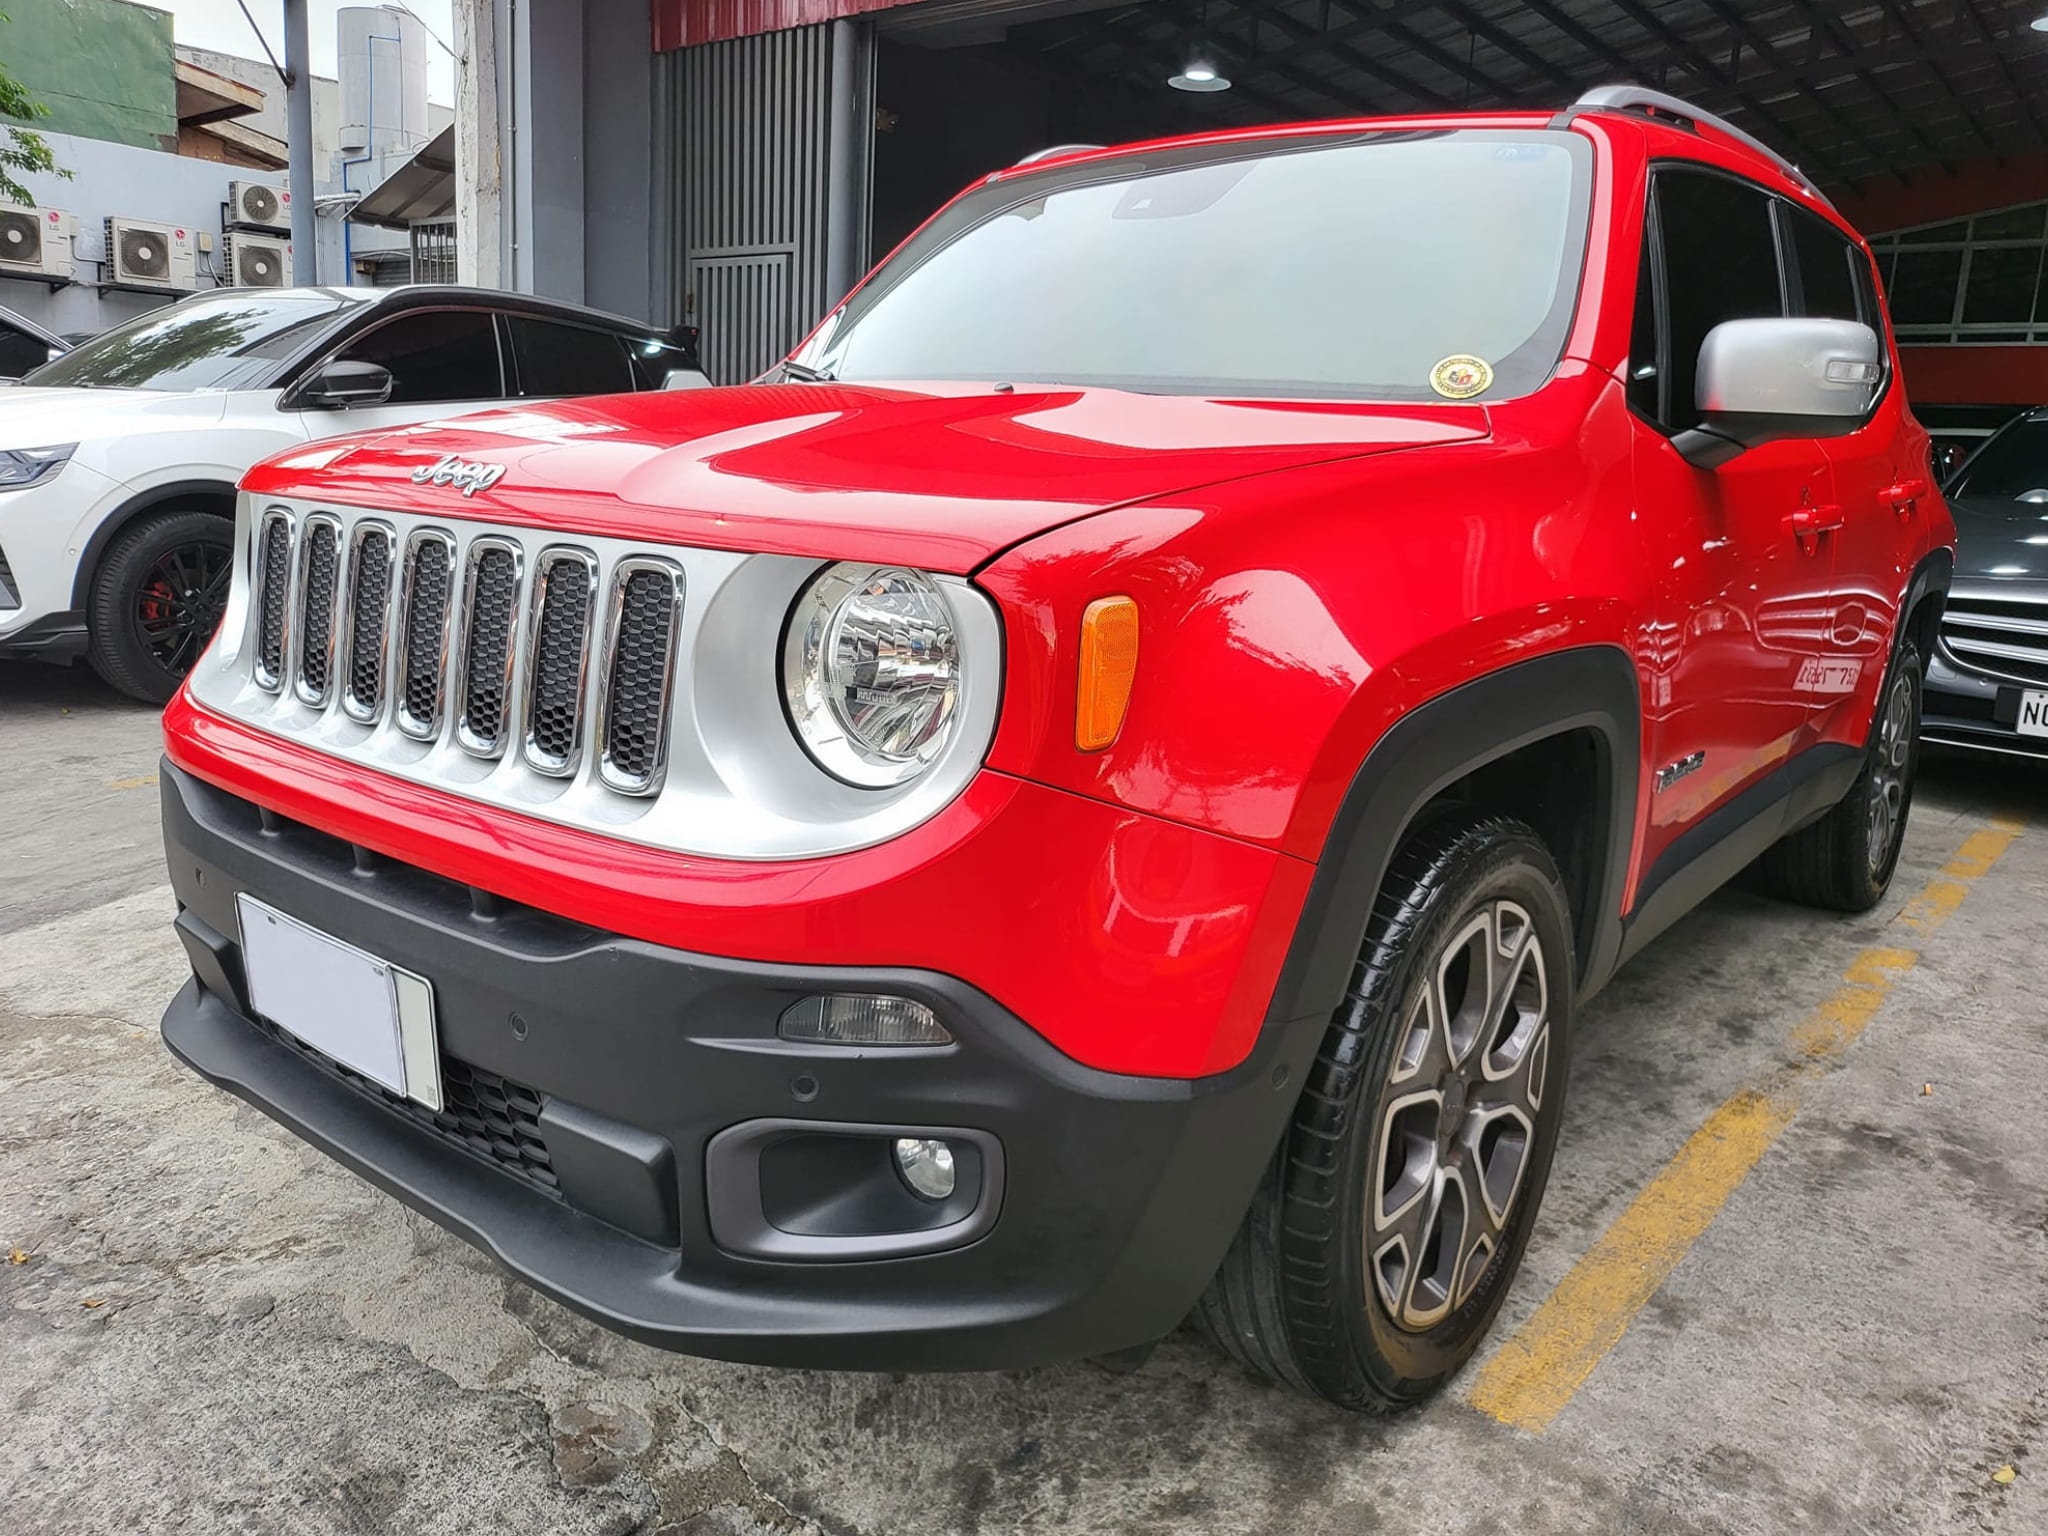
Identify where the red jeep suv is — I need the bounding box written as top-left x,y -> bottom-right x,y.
157,88 -> 1952,1410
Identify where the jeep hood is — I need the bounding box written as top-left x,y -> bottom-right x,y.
244,383 -> 1489,572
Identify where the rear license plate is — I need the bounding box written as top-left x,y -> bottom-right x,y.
236,895 -> 444,1111
2020,690 -> 2048,739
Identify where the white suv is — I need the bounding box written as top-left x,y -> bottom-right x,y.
0,285 -> 704,701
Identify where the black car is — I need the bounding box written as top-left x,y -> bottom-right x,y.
1923,406 -> 2048,756
0,302 -> 68,378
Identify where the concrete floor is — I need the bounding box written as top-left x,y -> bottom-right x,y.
2,656 -> 2043,1536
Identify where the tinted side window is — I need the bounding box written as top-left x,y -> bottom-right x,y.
337,310 -> 502,403
508,317 -> 633,397
1787,206 -> 1861,322
626,335 -> 700,390
1653,170 -> 1786,432
0,322 -> 53,378
1627,214 -> 1664,421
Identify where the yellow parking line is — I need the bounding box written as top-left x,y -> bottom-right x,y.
105,773 -> 159,791
1466,816 -> 2021,1434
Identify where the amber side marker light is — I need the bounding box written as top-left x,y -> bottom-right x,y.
1076,595 -> 1140,751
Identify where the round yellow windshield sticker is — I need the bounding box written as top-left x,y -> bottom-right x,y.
1430,355 -> 1493,399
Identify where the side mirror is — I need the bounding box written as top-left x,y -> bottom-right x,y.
1931,441 -> 1969,487
661,367 -> 711,391
296,359 -> 394,409
1675,317 -> 1882,469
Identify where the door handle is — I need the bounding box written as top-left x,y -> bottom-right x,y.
1788,504 -> 1845,542
1883,478 -> 1928,518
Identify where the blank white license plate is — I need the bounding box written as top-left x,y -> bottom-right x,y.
236,895 -> 444,1111
2020,691 -> 2048,739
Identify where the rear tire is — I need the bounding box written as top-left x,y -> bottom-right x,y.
85,510 -> 234,704
1755,638 -> 1922,913
1198,812 -> 1574,1410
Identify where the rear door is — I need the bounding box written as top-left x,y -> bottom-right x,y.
503,314 -> 640,400
1628,166 -> 1838,877
1785,204 -> 1926,748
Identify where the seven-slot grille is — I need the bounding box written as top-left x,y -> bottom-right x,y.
293,515 -> 342,704
1940,590 -> 2048,688
396,530 -> 456,738
248,508 -> 688,800
455,539 -> 522,756
253,509 -> 294,690
598,560 -> 685,795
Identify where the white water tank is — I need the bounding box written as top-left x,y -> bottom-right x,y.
337,5 -> 430,157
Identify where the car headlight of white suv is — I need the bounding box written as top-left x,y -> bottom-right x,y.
782,563 -> 962,787
0,443 -> 76,490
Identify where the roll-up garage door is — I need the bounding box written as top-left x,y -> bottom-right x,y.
662,24 -> 855,386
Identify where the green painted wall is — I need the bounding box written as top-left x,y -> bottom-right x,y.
1,0 -> 176,151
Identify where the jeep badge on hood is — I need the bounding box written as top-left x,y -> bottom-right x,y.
411,454 -> 507,497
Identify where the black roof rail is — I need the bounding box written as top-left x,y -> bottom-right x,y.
1556,84 -> 1833,207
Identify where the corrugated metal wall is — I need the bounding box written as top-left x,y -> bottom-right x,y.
663,25 -> 837,385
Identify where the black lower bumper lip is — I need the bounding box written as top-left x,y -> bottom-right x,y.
157,760 -> 1302,1371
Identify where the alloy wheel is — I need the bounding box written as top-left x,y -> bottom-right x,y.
133,538 -> 231,679
1865,672 -> 1915,878
1368,899 -> 1550,1332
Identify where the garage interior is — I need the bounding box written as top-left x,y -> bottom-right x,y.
673,0 -> 2048,449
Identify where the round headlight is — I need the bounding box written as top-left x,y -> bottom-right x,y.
782,564 -> 961,787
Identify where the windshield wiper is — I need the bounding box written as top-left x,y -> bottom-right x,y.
780,359 -> 835,383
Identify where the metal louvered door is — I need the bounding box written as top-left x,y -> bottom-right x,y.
663,23 -> 870,386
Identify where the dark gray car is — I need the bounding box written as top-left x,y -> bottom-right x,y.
1923,407 -> 2048,756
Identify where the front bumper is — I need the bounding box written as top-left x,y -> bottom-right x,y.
159,761 -> 1304,1370
1923,648 -> 2048,758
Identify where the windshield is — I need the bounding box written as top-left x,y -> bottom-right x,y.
796,129 -> 1591,401
1949,419 -> 2048,502
24,292 -> 356,392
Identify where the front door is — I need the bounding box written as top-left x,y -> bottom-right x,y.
1627,165 -> 1837,879
296,307 -> 510,440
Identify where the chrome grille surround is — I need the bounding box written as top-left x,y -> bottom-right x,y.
1939,584 -> 2048,689
523,546 -> 599,778
192,494 -> 1003,862
453,537 -> 525,759
290,513 -> 343,707
252,508 -> 294,692
395,528 -> 458,741
596,557 -> 686,796
341,520 -> 398,723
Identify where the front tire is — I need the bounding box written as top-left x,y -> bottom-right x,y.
85,510 -> 234,704
1755,637 -> 1923,913
1199,813 -> 1573,1410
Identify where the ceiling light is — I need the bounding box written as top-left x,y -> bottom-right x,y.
2033,12 -> 2048,31
1169,58 -> 1231,92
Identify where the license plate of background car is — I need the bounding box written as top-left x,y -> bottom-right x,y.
2020,690 -> 2048,739
235,894 -> 445,1111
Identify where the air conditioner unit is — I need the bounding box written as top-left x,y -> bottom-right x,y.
225,233 -> 292,288
0,205 -> 75,281
227,180 -> 289,233
104,217 -> 195,292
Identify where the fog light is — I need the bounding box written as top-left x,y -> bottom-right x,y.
779,994 -> 952,1046
893,1137 -> 957,1201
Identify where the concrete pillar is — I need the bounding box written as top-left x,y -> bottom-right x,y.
453,0 -> 503,287
283,0 -> 317,280
510,0 -> 584,300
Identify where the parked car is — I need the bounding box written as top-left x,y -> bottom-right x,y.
1922,405 -> 2048,753
155,89 -> 1950,1410
0,285 -> 704,701
0,302 -> 68,379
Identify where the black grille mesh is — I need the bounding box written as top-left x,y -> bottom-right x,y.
257,517 -> 291,682
257,1016 -> 559,1198
347,530 -> 392,711
459,548 -> 519,747
529,559 -> 593,763
604,569 -> 678,785
401,540 -> 452,726
297,523 -> 340,696
0,540 -> 18,610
